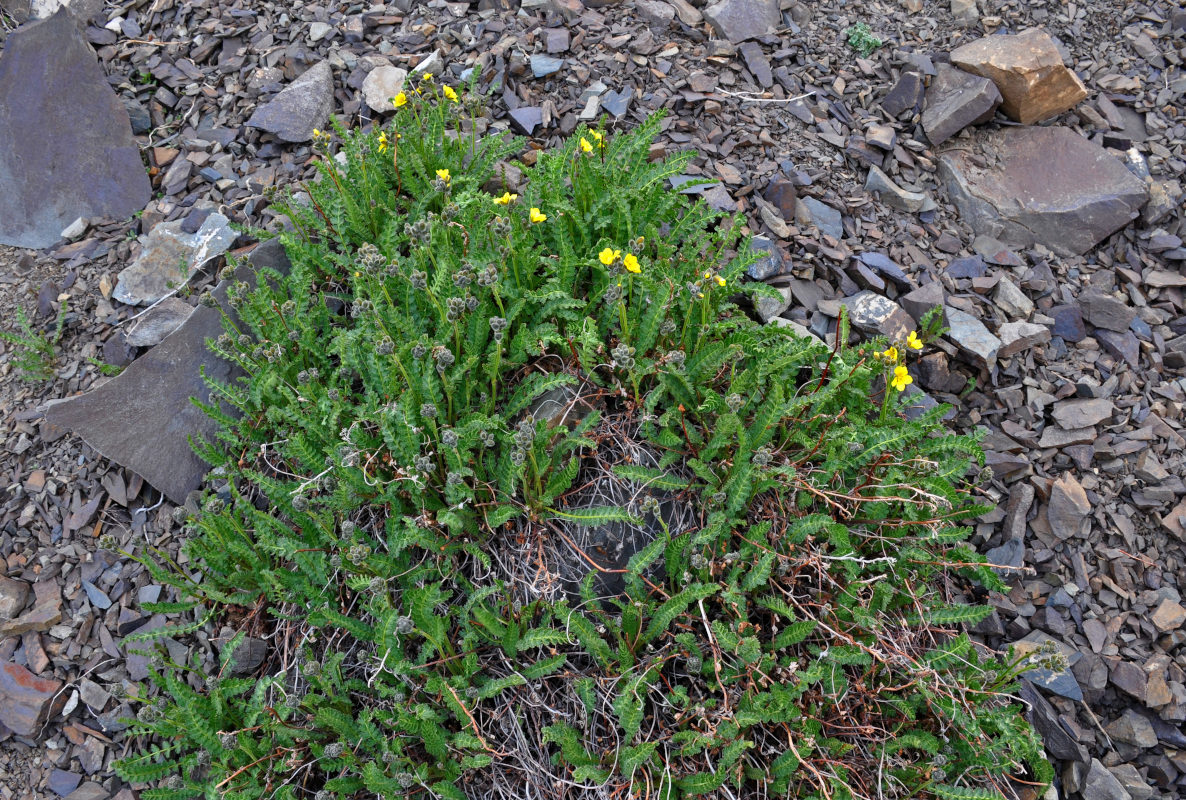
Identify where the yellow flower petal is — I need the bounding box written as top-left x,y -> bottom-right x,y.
716,276 -> 726,287
623,253 -> 640,273
443,85 -> 458,102
530,207 -> 547,223
891,365 -> 913,392
493,191 -> 517,206
907,331 -> 923,350
392,92 -> 407,108
436,168 -> 451,183
580,137 -> 593,153
882,346 -> 899,364
598,247 -> 618,266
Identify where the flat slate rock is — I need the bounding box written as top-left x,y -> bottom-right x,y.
0,9 -> 150,248
46,239 -> 292,504
113,213 -> 237,306
246,60 -> 333,143
939,126 -> 1149,257
702,0 -> 779,43
124,297 -> 195,347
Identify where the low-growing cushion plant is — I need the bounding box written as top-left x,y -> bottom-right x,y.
113,77 -> 1052,800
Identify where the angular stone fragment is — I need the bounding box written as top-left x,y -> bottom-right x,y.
881,70 -> 924,117
0,660 -> 66,737
993,278 -> 1033,319
1052,398 -> 1113,429
702,0 -> 779,43
939,126 -> 1148,256
841,291 -> 915,341
1083,759 -> 1133,800
921,63 -> 1002,146
46,240 -> 292,504
997,321 -> 1050,357
1152,599 -> 1186,632
1105,709 -> 1158,748
113,213 -> 237,306
944,306 -> 1000,367
899,281 -> 946,327
1048,473 -> 1091,539
124,297 -> 195,347
0,9 -> 151,249
1080,291 -> 1136,332
950,28 -> 1088,124
745,236 -> 784,280
0,580 -> 62,637
0,576 -> 30,620
1160,498 -> 1186,539
361,65 -> 407,113
865,166 -> 936,213
246,61 -> 333,143
755,285 -> 792,323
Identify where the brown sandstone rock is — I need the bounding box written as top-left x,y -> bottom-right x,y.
0,661 -> 66,737
950,28 -> 1088,124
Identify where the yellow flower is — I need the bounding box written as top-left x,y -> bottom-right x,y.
882,346 -> 899,364
377,132 -> 388,154
530,207 -> 547,224
580,137 -> 593,153
392,92 -> 407,108
420,72 -> 433,82
312,128 -> 321,138
493,191 -> 517,206
590,129 -> 603,143
436,168 -> 451,184
599,247 -> 620,266
623,253 -> 641,273
443,85 -> 459,102
891,365 -> 913,392
907,331 -> 923,350
716,276 -> 726,287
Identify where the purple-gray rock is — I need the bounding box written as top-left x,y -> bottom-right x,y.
798,197 -> 844,240
857,252 -> 913,291
530,54 -> 564,78
124,297 -> 195,347
246,61 -> 333,143
509,106 -> 543,135
738,41 -> 773,89
1048,473 -> 1091,539
1083,759 -> 1133,800
601,87 -> 633,117
0,9 -> 151,249
1019,681 -> 1087,762
1080,291 -> 1136,332
939,126 -> 1149,257
899,281 -> 946,326
755,285 -> 792,323
113,213 -> 238,306
1096,329 -> 1139,368
702,0 -> 780,42
1051,304 -> 1086,342
46,240 -> 291,503
48,769 -> 83,798
764,178 -> 797,219
997,321 -> 1050,357
881,70 -> 924,117
865,166 -> 936,213
1105,709 -> 1158,749
921,63 -> 1002,146
944,306 -> 1001,367
1052,398 -> 1113,429
946,255 -> 986,279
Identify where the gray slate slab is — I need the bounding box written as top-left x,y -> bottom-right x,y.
0,9 -> 150,248
246,61 -> 333,143
46,240 -> 292,504
939,126 -> 1149,256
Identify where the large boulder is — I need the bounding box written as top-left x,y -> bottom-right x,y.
950,28 -> 1088,125
0,9 -> 151,249
702,0 -> 780,43
939,126 -> 1148,256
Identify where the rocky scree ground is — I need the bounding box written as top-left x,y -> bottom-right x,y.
0,0 -> 1184,798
